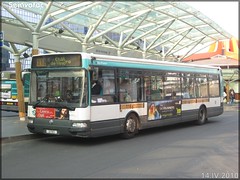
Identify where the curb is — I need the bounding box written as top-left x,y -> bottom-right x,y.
223,105 -> 239,111
1,134 -> 51,144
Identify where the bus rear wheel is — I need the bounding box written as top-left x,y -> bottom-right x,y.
196,106 -> 207,125
121,114 -> 138,139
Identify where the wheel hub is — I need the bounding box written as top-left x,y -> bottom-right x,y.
126,118 -> 135,133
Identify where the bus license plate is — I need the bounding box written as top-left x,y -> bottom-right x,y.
45,129 -> 58,135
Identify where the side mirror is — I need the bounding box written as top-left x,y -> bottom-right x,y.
21,69 -> 31,85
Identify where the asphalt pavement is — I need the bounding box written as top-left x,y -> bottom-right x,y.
1,103 -> 239,143
1,111 -> 48,143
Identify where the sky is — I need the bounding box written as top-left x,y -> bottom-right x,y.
186,1 -> 239,39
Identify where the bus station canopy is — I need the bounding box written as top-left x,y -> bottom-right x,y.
2,1 -> 232,61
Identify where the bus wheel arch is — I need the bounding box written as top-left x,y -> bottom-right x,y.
196,105 -> 208,125
121,112 -> 139,139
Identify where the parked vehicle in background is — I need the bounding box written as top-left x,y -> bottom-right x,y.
0,70 -> 30,112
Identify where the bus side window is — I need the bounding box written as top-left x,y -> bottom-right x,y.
91,68 -> 117,104
91,80 -> 102,95
90,68 -> 103,96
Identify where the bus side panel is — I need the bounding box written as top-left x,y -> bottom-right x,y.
181,97 -> 223,120
206,97 -> 224,117
207,105 -> 224,117
181,101 -> 198,121
181,110 -> 198,122
70,107 -> 90,120
90,119 -> 122,137
90,104 -> 120,121
90,103 -> 148,137
90,104 -> 121,137
140,116 -> 183,130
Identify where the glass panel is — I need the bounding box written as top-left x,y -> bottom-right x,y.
163,73 -> 181,100
182,73 -> 196,98
209,74 -> 220,97
91,68 -> 116,104
102,69 -> 115,95
32,69 -> 88,108
195,75 -> 208,98
150,75 -> 164,100
118,69 -> 143,102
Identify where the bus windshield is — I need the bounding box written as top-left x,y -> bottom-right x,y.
31,69 -> 88,108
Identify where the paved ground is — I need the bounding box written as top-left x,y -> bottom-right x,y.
1,103 -> 239,143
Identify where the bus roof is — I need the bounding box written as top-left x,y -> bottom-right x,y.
32,52 -> 221,71
88,53 -> 221,70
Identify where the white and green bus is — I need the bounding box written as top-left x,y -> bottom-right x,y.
27,53 -> 224,138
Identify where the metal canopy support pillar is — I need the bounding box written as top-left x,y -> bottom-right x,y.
142,38 -> 147,59
117,33 -> 123,56
117,49 -> 122,56
35,2 -> 53,32
162,46 -> 165,58
9,43 -> 30,121
32,32 -> 39,55
14,54 -> 26,121
82,43 -> 87,52
226,82 -> 230,103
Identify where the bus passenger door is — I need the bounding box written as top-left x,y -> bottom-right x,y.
90,67 -> 120,130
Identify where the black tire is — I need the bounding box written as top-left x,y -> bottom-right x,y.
196,106 -> 207,125
121,114 -> 138,139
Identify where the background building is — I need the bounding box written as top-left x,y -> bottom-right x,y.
183,38 -> 239,102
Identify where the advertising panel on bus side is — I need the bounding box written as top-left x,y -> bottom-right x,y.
148,100 -> 182,120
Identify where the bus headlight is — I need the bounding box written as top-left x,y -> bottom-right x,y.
72,122 -> 87,128
28,119 -> 33,124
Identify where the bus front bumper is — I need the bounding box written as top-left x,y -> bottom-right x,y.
27,119 -> 91,137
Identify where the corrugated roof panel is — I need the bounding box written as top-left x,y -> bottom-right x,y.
1,1 -> 233,61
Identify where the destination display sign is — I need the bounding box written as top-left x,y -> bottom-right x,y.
32,54 -> 82,68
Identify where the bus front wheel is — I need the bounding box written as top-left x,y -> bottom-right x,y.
196,106 -> 207,125
121,114 -> 138,139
